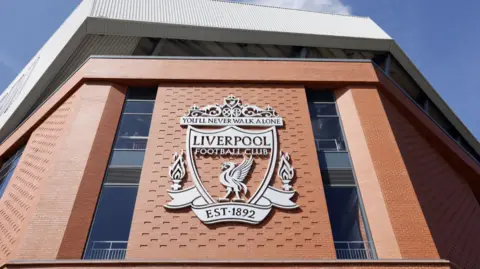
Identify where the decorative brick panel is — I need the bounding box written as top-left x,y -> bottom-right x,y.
349,87 -> 439,259
380,93 -> 480,269
127,84 -> 335,259
0,94 -> 77,263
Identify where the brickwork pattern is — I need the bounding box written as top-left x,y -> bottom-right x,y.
2,263 -> 453,269
335,88 -> 401,259
350,88 -> 439,259
380,94 -> 480,269
127,84 -> 336,259
17,84 -> 120,260
0,94 -> 77,263
57,84 -> 126,259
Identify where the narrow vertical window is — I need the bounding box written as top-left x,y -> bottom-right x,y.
0,147 -> 24,198
83,88 -> 157,260
307,90 -> 376,260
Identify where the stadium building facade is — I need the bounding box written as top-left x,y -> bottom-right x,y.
0,1 -> 479,269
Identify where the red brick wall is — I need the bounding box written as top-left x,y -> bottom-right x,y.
16,83 -> 125,260
380,93 -> 480,269
0,93 -> 78,263
0,59 -> 379,160
1,262 -> 454,269
0,57 -> 472,266
57,84 -> 126,259
350,87 -> 439,259
335,87 -> 401,259
127,84 -> 336,259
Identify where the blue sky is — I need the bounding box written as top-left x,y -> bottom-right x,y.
0,0 -> 478,139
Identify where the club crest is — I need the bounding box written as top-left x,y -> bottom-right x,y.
164,95 -> 298,224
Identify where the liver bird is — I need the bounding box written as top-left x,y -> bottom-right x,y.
219,155 -> 254,201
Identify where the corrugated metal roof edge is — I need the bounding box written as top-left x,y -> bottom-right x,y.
210,0 -> 369,19
87,0 -> 390,40
84,16 -> 392,46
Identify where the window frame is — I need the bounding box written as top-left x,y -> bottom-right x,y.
83,88 -> 157,260
307,90 -> 377,260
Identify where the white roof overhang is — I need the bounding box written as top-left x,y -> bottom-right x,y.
0,0 -> 478,158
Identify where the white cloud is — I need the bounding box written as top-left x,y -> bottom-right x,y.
242,0 -> 352,15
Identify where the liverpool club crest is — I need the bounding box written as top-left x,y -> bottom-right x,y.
164,95 -> 298,224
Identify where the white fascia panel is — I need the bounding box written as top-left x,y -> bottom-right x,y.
89,0 -> 391,40
0,0 -> 93,139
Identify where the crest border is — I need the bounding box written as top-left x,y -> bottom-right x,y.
185,125 -> 278,205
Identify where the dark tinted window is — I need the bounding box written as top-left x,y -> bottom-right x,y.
84,87 -> 156,260
317,152 -> 351,169
325,186 -> 373,259
310,118 -> 346,151
307,92 -> 347,152
114,138 -> 148,150
86,186 -> 139,243
308,103 -> 337,116
307,89 -> 375,260
0,147 -> 23,198
116,115 -> 152,137
104,168 -> 142,184
109,150 -> 146,167
324,187 -> 365,242
321,169 -> 355,186
124,101 -> 155,114
306,91 -> 335,102
126,87 -> 157,100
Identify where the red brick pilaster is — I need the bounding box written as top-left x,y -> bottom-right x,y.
17,83 -> 126,260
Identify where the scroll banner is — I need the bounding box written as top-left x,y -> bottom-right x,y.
166,186 -> 297,224
261,186 -> 298,209
165,186 -> 204,209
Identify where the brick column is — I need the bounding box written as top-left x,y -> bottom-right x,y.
0,88 -> 80,263
335,87 -> 401,259
339,86 -> 439,259
16,83 -> 126,260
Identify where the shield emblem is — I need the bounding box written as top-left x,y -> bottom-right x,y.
165,95 -> 298,225
185,125 -> 277,205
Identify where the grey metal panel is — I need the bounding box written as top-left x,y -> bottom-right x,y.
321,169 -> 356,186
110,150 -> 146,167
318,152 -> 352,169
86,18 -> 393,51
0,34 -> 140,141
44,35 -> 140,98
90,0 -> 390,40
